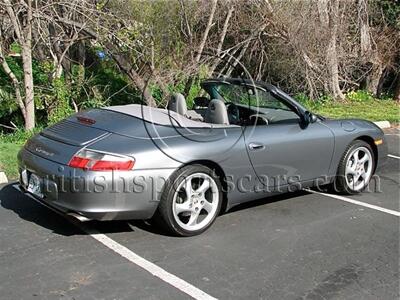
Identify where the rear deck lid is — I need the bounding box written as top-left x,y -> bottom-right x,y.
25,133 -> 82,165
41,119 -> 109,146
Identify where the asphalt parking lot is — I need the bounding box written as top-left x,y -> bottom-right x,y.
0,129 -> 399,300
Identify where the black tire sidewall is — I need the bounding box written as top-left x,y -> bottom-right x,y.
157,164 -> 223,236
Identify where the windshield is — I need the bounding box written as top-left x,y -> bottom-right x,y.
213,83 -> 292,111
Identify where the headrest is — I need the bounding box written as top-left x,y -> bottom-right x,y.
205,99 -> 229,125
168,93 -> 187,116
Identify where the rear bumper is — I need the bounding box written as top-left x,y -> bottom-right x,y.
12,184 -> 91,221
17,148 -> 175,221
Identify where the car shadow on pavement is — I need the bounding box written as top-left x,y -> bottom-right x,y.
227,190 -> 309,214
0,183 -> 135,236
0,183 -> 80,236
0,182 -> 310,237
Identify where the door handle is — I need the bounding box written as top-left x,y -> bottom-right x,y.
248,142 -> 265,150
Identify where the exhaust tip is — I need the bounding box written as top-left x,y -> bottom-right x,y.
67,212 -> 91,222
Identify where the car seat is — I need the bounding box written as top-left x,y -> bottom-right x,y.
204,99 -> 230,125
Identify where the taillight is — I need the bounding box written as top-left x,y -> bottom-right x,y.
68,150 -> 134,171
77,116 -> 96,125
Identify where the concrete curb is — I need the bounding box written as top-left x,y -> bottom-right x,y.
0,172 -> 8,184
373,121 -> 391,129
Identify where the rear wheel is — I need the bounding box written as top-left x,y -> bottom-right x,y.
155,165 -> 222,236
335,140 -> 375,194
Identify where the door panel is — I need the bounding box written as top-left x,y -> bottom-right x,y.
244,122 -> 334,188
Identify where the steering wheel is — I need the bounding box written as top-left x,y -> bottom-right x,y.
226,102 -> 240,125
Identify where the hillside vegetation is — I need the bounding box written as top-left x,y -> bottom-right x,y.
0,0 -> 399,132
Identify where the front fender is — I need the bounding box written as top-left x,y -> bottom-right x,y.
323,119 -> 386,177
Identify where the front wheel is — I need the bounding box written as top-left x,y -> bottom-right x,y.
335,140 -> 375,194
155,165 -> 222,236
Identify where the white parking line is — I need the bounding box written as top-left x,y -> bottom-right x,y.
388,154 -> 400,160
83,227 -> 217,300
12,186 -> 216,300
306,189 -> 400,217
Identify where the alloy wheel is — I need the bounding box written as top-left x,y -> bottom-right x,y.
345,146 -> 373,191
172,173 -> 219,232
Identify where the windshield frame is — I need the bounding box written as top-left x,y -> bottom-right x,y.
201,79 -> 306,118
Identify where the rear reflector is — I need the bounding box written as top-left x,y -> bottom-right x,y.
68,150 -> 134,171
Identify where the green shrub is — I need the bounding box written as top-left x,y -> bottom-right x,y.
45,79 -> 74,125
345,90 -> 374,102
294,93 -> 314,107
162,65 -> 209,108
0,87 -> 18,119
0,142 -> 21,178
0,126 -> 42,144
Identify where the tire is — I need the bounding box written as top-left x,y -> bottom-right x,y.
155,164 -> 223,237
334,140 -> 375,194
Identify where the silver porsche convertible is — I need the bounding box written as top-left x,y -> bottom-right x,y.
16,78 -> 387,236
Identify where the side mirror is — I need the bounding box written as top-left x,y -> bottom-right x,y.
302,111 -> 318,126
309,112 -> 318,123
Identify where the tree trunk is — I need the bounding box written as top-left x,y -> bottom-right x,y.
48,23 -> 72,80
225,39 -> 251,77
21,45 -> 35,130
394,74 -> 400,102
0,43 -> 27,122
184,0 -> 218,96
21,0 -> 35,130
77,41 -> 86,67
195,0 -> 218,63
359,0 -> 372,57
327,0 -> 345,100
209,3 -> 234,76
366,63 -> 384,96
106,43 -> 156,107
4,0 -> 35,129
326,40 -> 344,100
358,0 -> 382,97
319,0 -> 345,101
31,28 -> 47,61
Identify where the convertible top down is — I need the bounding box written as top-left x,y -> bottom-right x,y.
16,78 -> 387,236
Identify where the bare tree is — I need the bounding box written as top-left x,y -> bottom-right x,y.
358,0 -> 382,96
318,0 -> 344,100
394,74 -> 400,102
183,0 -> 218,95
195,0 -> 218,63
36,0 -> 157,107
0,39 -> 26,121
209,2 -> 234,76
2,0 -> 35,129
1,0 -> 399,131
